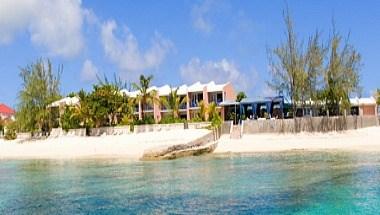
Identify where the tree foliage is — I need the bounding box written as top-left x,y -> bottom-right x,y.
132,74 -> 158,120
161,87 -> 187,118
322,28 -> 361,115
268,7 -> 361,116
4,121 -> 17,140
208,102 -> 222,128
16,59 -> 61,134
61,106 -> 81,131
236,91 -> 247,102
267,8 -> 304,116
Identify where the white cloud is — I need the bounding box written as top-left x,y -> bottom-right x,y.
0,0 -> 85,57
81,59 -> 98,82
191,0 -> 215,34
180,58 -> 255,91
101,20 -> 173,74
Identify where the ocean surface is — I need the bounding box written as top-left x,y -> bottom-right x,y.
1,151 -> 380,214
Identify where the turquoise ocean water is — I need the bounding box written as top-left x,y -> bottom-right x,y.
1,151 -> 380,214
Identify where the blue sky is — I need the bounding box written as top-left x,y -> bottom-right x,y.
1,0 -> 379,107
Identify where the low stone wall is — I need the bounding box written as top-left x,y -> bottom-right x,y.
133,122 -> 210,134
133,123 -> 184,133
90,126 -> 131,136
16,132 -> 32,140
46,122 -> 215,137
243,116 -> 378,134
64,128 -> 86,137
187,122 -> 211,129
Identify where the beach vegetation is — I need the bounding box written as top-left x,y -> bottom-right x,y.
190,116 -> 203,123
0,118 -> 4,136
321,27 -> 361,115
267,7 -> 305,118
161,87 -> 187,119
159,115 -> 185,124
208,102 -> 222,128
198,100 -> 208,121
132,74 -> 159,120
4,121 -> 17,140
61,106 -> 81,132
376,89 -> 380,105
236,91 -> 247,102
16,59 -> 62,135
134,115 -> 155,125
268,7 -> 361,117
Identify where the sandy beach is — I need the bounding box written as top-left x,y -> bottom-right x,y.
1,127 -> 380,160
0,129 -> 210,159
215,126 -> 380,153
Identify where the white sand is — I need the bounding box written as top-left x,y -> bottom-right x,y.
0,129 -> 210,160
215,126 -> 380,154
2,127 -> 379,160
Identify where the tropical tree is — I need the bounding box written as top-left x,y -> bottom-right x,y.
17,59 -> 62,135
198,100 -> 208,121
71,89 -> 94,129
207,102 -> 222,128
376,89 -> 380,105
61,106 -> 81,131
161,87 -> 187,118
267,8 -> 305,117
0,118 -> 4,135
321,26 -> 361,115
132,74 -> 158,120
236,91 -> 247,102
303,31 -> 326,115
120,97 -> 137,125
268,6 -> 362,118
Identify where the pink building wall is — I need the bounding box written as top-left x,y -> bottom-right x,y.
223,82 -> 236,101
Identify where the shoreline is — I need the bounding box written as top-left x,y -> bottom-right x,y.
0,127 -> 379,160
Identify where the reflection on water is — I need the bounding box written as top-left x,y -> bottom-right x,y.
1,151 -> 380,214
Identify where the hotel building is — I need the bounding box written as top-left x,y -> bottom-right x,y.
350,97 -> 378,116
121,81 -> 235,122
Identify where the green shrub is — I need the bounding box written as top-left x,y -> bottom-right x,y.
159,115 -> 185,124
61,107 -> 81,132
4,122 -> 17,140
0,119 -> 4,135
189,116 -> 203,122
120,115 -> 133,125
135,116 -> 155,125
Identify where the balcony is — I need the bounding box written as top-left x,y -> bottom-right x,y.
208,92 -> 223,105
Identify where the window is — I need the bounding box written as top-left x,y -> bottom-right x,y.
190,93 -> 203,107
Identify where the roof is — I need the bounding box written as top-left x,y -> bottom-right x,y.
120,81 -> 229,97
157,85 -> 171,96
0,103 -> 15,115
177,84 -> 188,95
350,97 -> 376,106
49,97 -> 80,107
188,82 -> 205,92
240,96 -> 284,104
206,81 -> 227,92
219,100 -> 239,106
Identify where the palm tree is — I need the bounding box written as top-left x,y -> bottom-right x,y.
198,100 -> 207,121
208,102 -> 222,129
132,74 -> 158,119
161,88 -> 187,119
